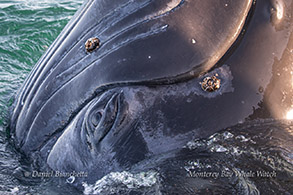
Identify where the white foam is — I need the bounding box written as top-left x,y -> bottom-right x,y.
83,170 -> 159,194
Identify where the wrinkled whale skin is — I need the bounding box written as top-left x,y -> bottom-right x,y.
9,0 -> 293,185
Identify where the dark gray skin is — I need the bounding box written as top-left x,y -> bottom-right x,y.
10,0 -> 293,185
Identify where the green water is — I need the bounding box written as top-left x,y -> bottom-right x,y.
0,0 -> 82,122
0,0 -> 82,194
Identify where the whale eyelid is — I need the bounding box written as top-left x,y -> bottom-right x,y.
84,91 -> 122,152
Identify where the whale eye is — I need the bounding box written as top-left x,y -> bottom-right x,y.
83,91 -> 127,152
91,111 -> 102,127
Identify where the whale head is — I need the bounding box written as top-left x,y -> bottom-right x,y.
10,0 -> 293,183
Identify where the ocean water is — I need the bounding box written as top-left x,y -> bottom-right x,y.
0,1 -> 292,195
0,0 -> 83,194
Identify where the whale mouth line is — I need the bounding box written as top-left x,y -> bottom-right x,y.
209,0 -> 257,73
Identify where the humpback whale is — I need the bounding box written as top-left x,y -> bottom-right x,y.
9,0 -> 293,186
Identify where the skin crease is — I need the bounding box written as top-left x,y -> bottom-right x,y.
9,0 -> 293,188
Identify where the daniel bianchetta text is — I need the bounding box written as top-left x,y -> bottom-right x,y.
26,171 -> 88,178
187,170 -> 277,179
